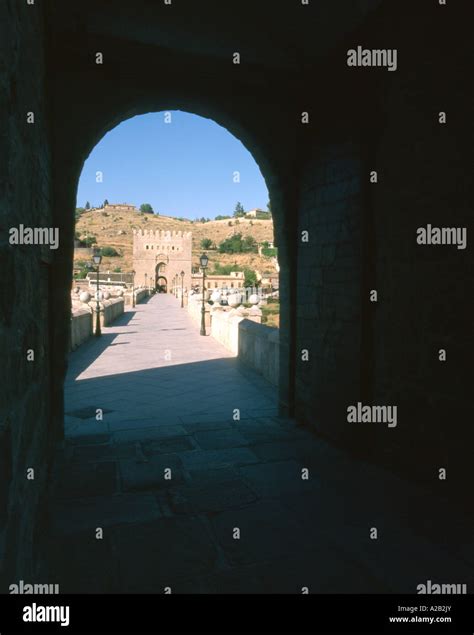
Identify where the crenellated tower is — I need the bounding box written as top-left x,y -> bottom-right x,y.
132,230 -> 193,293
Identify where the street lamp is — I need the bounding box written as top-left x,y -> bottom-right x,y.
131,269 -> 136,307
199,253 -> 208,336
180,270 -> 185,308
92,248 -> 102,337
145,272 -> 148,292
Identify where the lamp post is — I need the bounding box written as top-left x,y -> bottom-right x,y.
92,249 -> 102,337
145,272 -> 148,293
199,253 -> 208,336
180,270 -> 185,308
131,269 -> 136,307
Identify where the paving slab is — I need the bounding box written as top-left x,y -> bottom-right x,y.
119,454 -> 184,491
239,460 -> 318,498
51,494 -> 161,535
54,461 -> 117,499
193,428 -> 249,450
211,500 -> 312,566
169,479 -> 258,514
112,518 -> 219,591
178,447 -> 260,471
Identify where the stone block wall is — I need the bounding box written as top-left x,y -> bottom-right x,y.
102,298 -> 125,326
238,320 -> 279,387
209,309 -> 279,386
70,298 -> 124,346
295,143 -> 364,446
186,295 -> 211,327
210,309 -> 241,354
124,288 -> 149,306
70,309 -> 92,350
367,12 -> 473,488
293,2 -> 473,497
0,0 -> 54,586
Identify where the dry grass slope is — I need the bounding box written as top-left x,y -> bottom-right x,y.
75,208 -> 277,274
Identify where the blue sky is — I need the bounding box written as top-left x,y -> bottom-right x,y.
77,111 -> 269,219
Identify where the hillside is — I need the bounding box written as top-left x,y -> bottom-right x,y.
74,208 -> 277,275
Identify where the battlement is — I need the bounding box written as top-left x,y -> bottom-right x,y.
133,229 -> 193,259
133,230 -> 192,239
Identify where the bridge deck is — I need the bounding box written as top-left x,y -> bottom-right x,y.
43,294 -> 474,594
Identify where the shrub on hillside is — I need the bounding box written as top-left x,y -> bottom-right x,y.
218,233 -> 258,255
101,246 -> 120,257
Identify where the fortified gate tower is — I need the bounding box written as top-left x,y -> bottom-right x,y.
132,229 -> 192,293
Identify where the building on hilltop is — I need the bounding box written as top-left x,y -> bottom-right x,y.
245,208 -> 271,219
133,229 -> 192,293
104,203 -> 136,213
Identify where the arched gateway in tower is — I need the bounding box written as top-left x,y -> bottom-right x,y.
133,229 -> 192,293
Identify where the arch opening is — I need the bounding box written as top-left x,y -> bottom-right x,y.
69,110 -> 281,440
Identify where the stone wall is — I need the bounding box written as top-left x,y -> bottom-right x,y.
186,295 -> 211,328
90,298 -> 125,333
0,0 -> 54,586
70,309 -> 92,350
124,288 -> 149,306
70,298 -> 124,347
293,2 -> 473,497
102,298 -> 125,326
210,309 -> 240,354
296,143 -> 364,447
209,308 -> 278,386
238,320 -> 279,387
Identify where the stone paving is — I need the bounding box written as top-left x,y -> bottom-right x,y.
44,294 -> 474,593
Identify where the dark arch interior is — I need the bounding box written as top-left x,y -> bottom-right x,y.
1,0 -> 472,601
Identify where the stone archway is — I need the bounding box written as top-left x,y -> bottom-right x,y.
50,99 -> 295,440
156,276 -> 167,293
155,262 -> 168,293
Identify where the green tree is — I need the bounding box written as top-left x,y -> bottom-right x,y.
201,238 -> 214,249
85,201 -> 90,210
262,247 -> 277,258
104,199 -> 109,207
140,203 -> 154,214
242,235 -> 257,253
233,202 -> 245,218
212,263 -> 243,275
215,215 -> 231,220
219,233 -> 243,254
243,268 -> 258,287
218,233 -> 258,254
82,235 -> 97,247
101,246 -> 119,257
